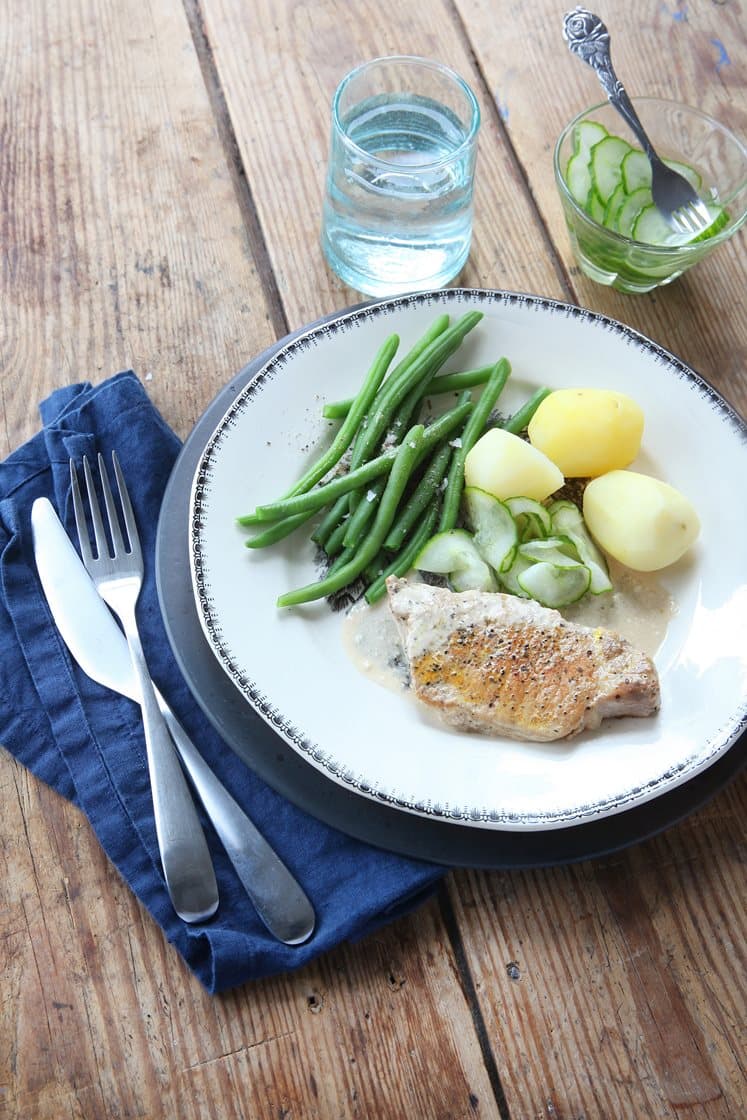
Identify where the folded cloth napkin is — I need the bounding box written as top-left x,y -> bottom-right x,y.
0,371 -> 443,993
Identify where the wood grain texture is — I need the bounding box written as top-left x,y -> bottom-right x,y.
1,0 -> 746,1118
455,0 -> 747,413
0,0 -> 277,453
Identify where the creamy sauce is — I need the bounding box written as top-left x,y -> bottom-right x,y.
340,564 -> 676,691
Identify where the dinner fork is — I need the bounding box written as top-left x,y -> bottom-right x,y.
70,452 -> 219,923
562,7 -> 712,236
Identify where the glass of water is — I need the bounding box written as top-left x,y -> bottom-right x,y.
320,55 -> 481,297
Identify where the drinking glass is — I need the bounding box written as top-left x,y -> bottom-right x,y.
320,55 -> 481,297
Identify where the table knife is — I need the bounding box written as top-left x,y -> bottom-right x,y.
31,497 -> 315,945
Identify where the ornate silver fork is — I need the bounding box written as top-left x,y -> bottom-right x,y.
70,452 -> 219,923
563,7 -> 712,236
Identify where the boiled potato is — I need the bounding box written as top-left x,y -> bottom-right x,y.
583,470 -> 700,571
464,428 -> 563,502
528,388 -> 644,477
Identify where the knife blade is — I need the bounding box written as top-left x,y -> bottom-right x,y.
31,497 -> 315,945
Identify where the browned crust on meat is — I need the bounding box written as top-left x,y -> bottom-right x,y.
387,577 -> 660,741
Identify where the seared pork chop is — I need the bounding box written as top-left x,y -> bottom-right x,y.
386,577 -> 660,741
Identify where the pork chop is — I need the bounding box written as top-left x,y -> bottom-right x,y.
386,576 -> 660,741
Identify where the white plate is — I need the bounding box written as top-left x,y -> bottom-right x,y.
189,289 -> 747,830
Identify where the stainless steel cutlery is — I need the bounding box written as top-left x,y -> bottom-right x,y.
31,454 -> 315,943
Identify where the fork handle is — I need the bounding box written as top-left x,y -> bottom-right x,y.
120,610 -> 219,923
562,8 -> 659,164
156,696 -> 315,945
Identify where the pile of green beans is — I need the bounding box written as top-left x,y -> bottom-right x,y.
237,312 -> 549,607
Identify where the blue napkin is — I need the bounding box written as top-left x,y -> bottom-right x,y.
0,371 -> 443,993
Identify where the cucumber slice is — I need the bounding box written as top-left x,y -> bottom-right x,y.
505,497 -> 552,541
604,182 -> 627,231
573,119 -> 608,158
621,148 -> 651,194
632,200 -> 728,247
591,135 -> 633,203
566,151 -> 593,208
621,149 -> 703,194
414,529 -> 497,593
549,500 -> 612,593
665,158 -> 702,192
518,536 -> 583,568
498,552 -> 533,598
616,186 -> 652,238
588,191 -> 607,224
517,561 -> 591,608
463,487 -> 518,573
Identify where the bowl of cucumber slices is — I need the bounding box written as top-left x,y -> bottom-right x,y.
554,97 -> 747,293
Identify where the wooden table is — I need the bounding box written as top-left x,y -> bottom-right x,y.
2,2 -> 745,1117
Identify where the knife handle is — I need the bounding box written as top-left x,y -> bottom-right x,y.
153,689 -> 315,945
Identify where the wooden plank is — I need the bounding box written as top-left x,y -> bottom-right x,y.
0,0 -> 279,455
446,777 -> 747,1118
200,1 -> 747,1116
0,3 -> 502,1118
454,0 -> 747,413
199,0 -> 569,332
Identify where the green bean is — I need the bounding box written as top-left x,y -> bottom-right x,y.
343,477 -> 384,548
348,310 -> 483,473
254,396 -> 473,524
501,387 -> 552,434
383,438 -> 454,552
243,510 -> 312,549
322,364 -> 496,420
281,333 -> 399,499
322,515 -> 350,558
364,504 -> 440,604
253,449 -> 397,522
310,493 -> 349,548
277,425 -> 425,607
438,358 -> 512,532
326,543 -> 356,577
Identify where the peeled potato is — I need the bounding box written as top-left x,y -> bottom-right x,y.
583,470 -> 700,571
464,428 -> 564,502
528,388 -> 644,477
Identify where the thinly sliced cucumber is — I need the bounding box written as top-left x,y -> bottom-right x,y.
665,158 -> 702,191
621,148 -> 651,193
463,487 -> 518,573
414,529 -> 497,593
498,552 -> 533,598
573,119 -> 608,158
505,497 -> 552,541
591,136 -> 633,203
604,182 -> 627,230
621,149 -> 703,195
616,187 -> 652,238
518,536 -> 583,568
549,500 -> 612,593
588,192 -> 606,223
632,200 -> 728,247
566,152 -> 593,208
518,561 -> 591,608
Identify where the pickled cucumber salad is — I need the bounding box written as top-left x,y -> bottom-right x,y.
564,120 -> 728,245
237,317 -> 700,612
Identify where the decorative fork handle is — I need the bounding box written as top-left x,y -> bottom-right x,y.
153,691 -> 315,944
117,602 -> 220,923
562,7 -> 660,165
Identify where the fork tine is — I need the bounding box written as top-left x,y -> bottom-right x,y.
70,460 -> 94,566
111,451 -> 141,562
81,455 -> 111,561
97,452 -> 128,556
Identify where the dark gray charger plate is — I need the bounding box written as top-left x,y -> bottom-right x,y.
155,309 -> 745,869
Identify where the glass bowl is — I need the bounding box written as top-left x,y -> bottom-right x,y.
553,97 -> 747,294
